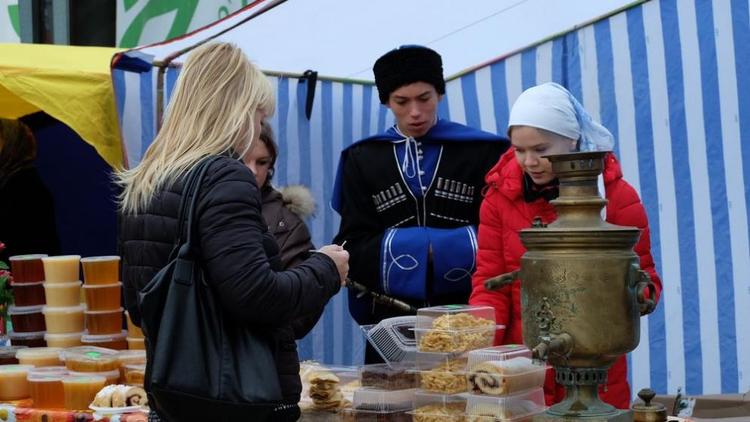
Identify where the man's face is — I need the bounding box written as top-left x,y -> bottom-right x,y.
386,82 -> 441,138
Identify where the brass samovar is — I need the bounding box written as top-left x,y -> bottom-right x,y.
485,151 -> 657,421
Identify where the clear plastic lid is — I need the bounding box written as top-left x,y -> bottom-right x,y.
45,332 -> 84,340
85,307 -> 124,315
117,350 -> 146,365
81,330 -> 128,342
0,364 -> 35,374
410,391 -> 467,419
43,281 -> 82,289
465,387 -> 546,421
352,388 -> 416,412
9,280 -> 44,287
8,330 -> 45,340
467,357 -> 547,397
62,374 -> 107,384
41,255 -> 81,262
415,352 -> 470,394
9,254 -> 48,261
415,306 -> 498,353
80,256 -> 120,263
8,304 -> 43,315
42,304 -> 86,314
359,363 -> 418,390
16,347 -> 63,360
467,345 -> 532,368
27,365 -> 69,381
69,368 -> 120,378
62,346 -> 120,372
0,345 -> 28,358
416,305 -> 496,330
82,282 -> 122,290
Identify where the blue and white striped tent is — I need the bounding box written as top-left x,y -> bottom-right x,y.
113,0 -> 750,397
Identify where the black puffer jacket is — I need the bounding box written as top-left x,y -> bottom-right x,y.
119,156 -> 341,404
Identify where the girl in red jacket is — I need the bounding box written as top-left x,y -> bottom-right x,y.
469,82 -> 662,409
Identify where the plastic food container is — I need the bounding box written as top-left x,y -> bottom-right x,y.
62,346 -> 120,372
126,337 -> 145,350
359,363 -> 418,390
0,364 -> 35,400
343,388 -> 416,421
63,375 -> 107,410
83,283 -> 122,311
466,345 -> 546,396
410,391 -> 467,422
81,331 -> 128,350
68,369 -> 120,385
0,345 -> 27,365
41,255 -> 81,283
117,350 -> 146,382
123,363 -> 145,386
42,305 -> 85,333
8,304 -> 46,332
45,332 -> 83,348
465,387 -> 546,421
80,256 -> 120,285
124,310 -> 143,339
416,351 -> 469,394
9,254 -> 47,283
16,347 -> 63,367
27,366 -> 68,409
415,305 -> 497,353
85,308 -> 123,335
10,281 -> 45,306
43,281 -> 82,307
9,330 -> 46,347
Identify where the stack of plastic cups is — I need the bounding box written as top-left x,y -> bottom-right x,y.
8,254 -> 48,347
40,256 -> 85,348
81,256 -> 127,350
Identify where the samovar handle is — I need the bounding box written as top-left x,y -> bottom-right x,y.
484,270 -> 520,291
636,268 -> 657,316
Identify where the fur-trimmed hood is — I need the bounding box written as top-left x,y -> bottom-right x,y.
262,185 -> 315,219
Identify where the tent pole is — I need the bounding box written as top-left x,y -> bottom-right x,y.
154,61 -> 167,132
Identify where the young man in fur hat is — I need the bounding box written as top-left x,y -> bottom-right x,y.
332,46 -> 509,361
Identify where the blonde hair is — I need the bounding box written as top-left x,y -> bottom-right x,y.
116,42 -> 275,214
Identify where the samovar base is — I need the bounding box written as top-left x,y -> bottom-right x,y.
533,409 -> 633,421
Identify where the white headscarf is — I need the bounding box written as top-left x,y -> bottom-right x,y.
508,82 -> 614,152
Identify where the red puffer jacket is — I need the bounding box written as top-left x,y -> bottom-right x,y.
469,148 -> 662,409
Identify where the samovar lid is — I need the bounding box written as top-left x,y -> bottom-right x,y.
632,388 -> 667,422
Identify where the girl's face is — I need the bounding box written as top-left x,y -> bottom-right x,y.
511,126 -> 577,185
243,139 -> 272,187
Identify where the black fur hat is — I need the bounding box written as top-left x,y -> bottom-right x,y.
373,45 -> 445,104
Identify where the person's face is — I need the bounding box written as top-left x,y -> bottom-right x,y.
243,139 -> 272,187
386,82 -> 441,138
511,126 -> 577,185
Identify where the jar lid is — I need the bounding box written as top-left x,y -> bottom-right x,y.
81,256 -> 120,262
85,307 -> 124,315
82,330 -> 127,342
0,345 -> 28,358
16,347 -> 63,359
82,282 -> 122,289
9,254 -> 48,261
8,330 -> 45,340
45,332 -> 84,340
62,374 -> 107,384
42,304 -> 86,314
61,346 -> 119,362
8,304 -> 44,315
0,364 -> 35,374
9,280 -> 44,287
27,365 -> 68,381
41,255 -> 81,262
43,281 -> 82,288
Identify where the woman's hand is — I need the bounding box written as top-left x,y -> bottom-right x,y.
318,244 -> 349,285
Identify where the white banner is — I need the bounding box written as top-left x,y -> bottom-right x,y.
0,0 -> 20,43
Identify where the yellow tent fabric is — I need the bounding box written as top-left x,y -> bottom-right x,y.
0,43 -> 124,169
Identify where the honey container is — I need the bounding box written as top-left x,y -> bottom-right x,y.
85,308 -> 123,335
41,255 -> 81,283
63,375 -> 107,410
82,331 -> 128,350
0,364 -> 34,400
42,305 -> 85,333
45,332 -> 83,348
27,366 -> 68,409
43,281 -> 82,307
80,256 -> 120,285
82,283 -> 122,311
16,347 -> 63,367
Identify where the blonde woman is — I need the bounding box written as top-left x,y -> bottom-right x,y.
117,42 -> 348,421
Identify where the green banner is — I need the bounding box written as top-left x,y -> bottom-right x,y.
117,0 -> 250,48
